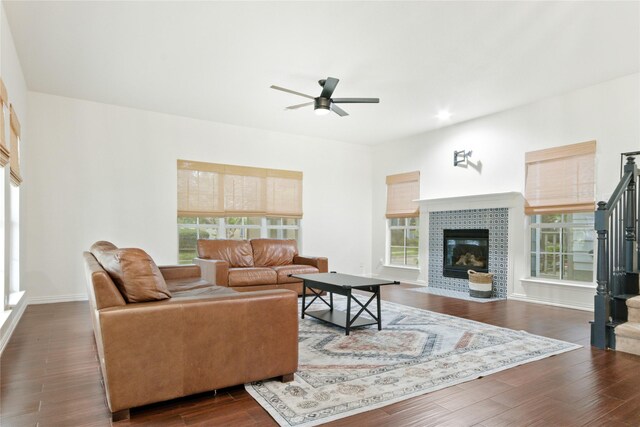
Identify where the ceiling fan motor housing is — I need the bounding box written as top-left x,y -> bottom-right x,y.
314,97 -> 331,111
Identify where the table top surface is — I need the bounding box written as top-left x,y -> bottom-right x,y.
291,272 -> 399,289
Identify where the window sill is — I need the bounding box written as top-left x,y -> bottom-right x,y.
520,277 -> 596,289
382,264 -> 420,271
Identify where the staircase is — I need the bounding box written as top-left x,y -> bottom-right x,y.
591,153 -> 640,352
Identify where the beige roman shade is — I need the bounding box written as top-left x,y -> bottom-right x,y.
178,160 -> 303,218
386,171 -> 420,218
9,104 -> 22,185
524,140 -> 596,215
0,79 -> 8,167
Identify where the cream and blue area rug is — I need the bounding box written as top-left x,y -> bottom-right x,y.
245,297 -> 580,427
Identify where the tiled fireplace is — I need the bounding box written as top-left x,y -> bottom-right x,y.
429,208 -> 509,298
417,192 -> 525,300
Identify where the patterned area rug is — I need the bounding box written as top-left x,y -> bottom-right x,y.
245,297 -> 580,426
407,286 -> 505,303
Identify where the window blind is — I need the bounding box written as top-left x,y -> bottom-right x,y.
9,104 -> 21,185
386,171 -> 420,218
177,160 -> 303,218
0,79 -> 8,167
524,140 -> 596,215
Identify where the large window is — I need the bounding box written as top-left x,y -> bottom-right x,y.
177,160 -> 303,264
388,217 -> 419,267
385,171 -> 420,268
530,213 -> 594,282
525,141 -> 596,283
177,216 -> 301,264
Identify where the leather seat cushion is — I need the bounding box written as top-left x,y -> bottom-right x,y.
251,239 -> 298,267
197,239 -> 254,268
92,246 -> 172,303
228,267 -> 278,287
272,265 -> 319,284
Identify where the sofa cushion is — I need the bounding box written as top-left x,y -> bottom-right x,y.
228,267 -> 277,287
167,278 -> 237,298
197,239 -> 254,268
93,246 -> 172,303
251,239 -> 298,267
272,265 -> 320,284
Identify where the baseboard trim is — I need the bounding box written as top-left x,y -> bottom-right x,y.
0,292 -> 28,355
28,294 -> 88,305
509,292 -> 593,312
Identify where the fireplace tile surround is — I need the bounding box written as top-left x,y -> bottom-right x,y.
429,208 -> 509,298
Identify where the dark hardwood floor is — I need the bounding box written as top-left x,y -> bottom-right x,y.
2,285 -> 640,426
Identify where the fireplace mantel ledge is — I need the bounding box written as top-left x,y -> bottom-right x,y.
416,191 -> 524,212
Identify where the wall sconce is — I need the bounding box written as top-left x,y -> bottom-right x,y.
454,150 -> 472,167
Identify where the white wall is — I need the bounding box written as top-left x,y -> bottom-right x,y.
24,92 -> 373,302
371,73 -> 640,309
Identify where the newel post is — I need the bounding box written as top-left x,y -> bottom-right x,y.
592,201 -> 610,349
624,157 -> 637,272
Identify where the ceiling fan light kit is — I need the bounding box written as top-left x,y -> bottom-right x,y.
271,77 -> 379,117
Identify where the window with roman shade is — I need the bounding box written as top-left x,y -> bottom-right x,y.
9,105 -> 22,185
177,160 -> 303,218
0,79 -> 8,167
385,171 -> 420,218
524,141 -> 596,215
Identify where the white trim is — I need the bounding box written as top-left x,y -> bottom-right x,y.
368,273 -> 426,287
520,277 -> 596,289
28,293 -> 88,305
382,264 -> 420,271
509,292 -> 593,312
0,291 -> 27,355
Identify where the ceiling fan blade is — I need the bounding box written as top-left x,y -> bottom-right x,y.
270,85 -> 315,100
330,103 -> 349,117
332,98 -> 380,104
320,77 -> 340,98
285,101 -> 314,110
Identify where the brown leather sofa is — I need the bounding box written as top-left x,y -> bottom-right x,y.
195,238 -> 328,294
83,241 -> 298,421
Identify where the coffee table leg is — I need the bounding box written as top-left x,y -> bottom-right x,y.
345,289 -> 352,336
376,288 -> 382,331
301,281 -> 306,319
330,292 -> 334,311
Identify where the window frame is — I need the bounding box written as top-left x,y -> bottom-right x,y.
386,217 -> 419,269
177,216 -> 302,264
527,213 -> 595,284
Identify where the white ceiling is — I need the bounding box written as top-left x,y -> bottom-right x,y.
4,1 -> 639,145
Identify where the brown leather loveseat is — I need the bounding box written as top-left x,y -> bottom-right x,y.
195,238 -> 328,294
83,241 -> 298,421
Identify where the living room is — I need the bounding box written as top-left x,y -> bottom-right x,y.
1,1 -> 639,426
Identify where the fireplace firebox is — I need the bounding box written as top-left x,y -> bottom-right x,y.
443,229 -> 489,278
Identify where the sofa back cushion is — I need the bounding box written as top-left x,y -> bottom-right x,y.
91,243 -> 172,303
197,239 -> 254,267
251,239 -> 298,267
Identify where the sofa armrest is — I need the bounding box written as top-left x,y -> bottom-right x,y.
294,255 -> 328,273
159,264 -> 201,281
98,290 -> 298,413
194,258 -> 229,286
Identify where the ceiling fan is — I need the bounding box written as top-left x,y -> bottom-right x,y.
270,77 -> 379,117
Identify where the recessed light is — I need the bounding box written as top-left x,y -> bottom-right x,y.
436,110 -> 451,120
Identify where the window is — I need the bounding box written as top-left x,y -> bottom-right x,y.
530,213 -> 594,282
525,141 -> 596,283
388,217 -> 419,267
9,184 -> 19,293
385,171 -> 420,267
177,216 -> 300,264
177,160 -> 303,264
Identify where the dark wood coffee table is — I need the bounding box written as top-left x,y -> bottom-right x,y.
291,272 -> 399,335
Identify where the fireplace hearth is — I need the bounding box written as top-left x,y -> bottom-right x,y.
443,229 -> 489,278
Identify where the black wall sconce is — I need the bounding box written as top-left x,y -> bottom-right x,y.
453,150 -> 472,167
